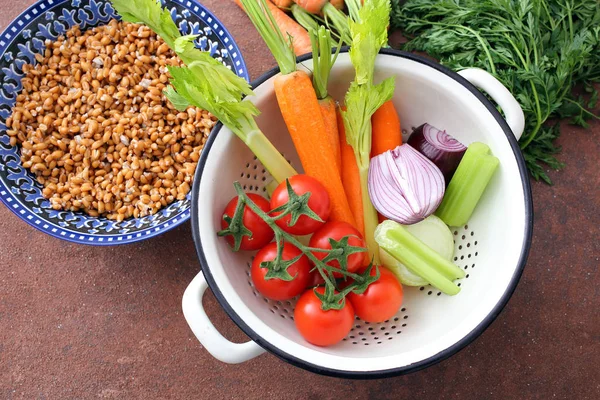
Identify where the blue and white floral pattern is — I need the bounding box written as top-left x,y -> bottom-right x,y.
0,0 -> 249,245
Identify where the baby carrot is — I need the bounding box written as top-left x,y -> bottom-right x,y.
234,0 -> 312,56
337,106 -> 364,236
371,100 -> 402,157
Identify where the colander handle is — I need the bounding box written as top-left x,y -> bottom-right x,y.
182,272 -> 266,364
458,68 -> 526,140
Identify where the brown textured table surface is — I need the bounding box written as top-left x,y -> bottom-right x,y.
1,1 -> 599,399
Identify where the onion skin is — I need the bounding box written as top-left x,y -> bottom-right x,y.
407,124 -> 466,183
368,144 -> 445,225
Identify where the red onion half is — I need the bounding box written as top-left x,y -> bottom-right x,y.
368,144 -> 445,225
407,123 -> 467,183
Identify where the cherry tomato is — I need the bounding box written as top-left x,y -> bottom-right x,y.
309,221 -> 367,278
294,287 -> 355,346
270,175 -> 331,235
221,193 -> 273,251
251,242 -> 310,300
347,266 -> 403,323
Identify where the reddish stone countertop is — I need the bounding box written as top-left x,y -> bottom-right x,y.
1,1 -> 599,398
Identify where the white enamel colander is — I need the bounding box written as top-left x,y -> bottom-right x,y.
182,49 -> 533,378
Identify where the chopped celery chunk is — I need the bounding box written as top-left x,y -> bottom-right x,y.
436,142 -> 499,227
375,220 -> 464,296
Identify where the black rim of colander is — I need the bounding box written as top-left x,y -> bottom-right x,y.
190,48 -> 534,379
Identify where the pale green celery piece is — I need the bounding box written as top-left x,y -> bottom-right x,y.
436,142 -> 499,227
379,215 -> 455,286
375,220 -> 465,296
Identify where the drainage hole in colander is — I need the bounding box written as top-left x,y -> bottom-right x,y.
397,331 -> 402,334
380,327 -> 385,331
370,332 -> 376,336
457,283 -> 462,287
475,252 -> 478,256
404,315 -> 408,319
368,327 -> 373,331
352,342 -> 357,344
474,241 -> 478,246
253,290 -> 259,297
286,301 -> 292,306
270,309 -> 275,313
466,274 -> 470,278
391,325 -> 396,329
453,257 -> 458,261
419,287 -> 425,291
468,254 -> 471,258
355,324 -> 361,328
361,338 -> 366,341
453,230 -> 458,236
467,243 -> 471,247
459,245 -> 463,250
384,332 -> 389,336
464,224 -> 469,229
401,308 -> 406,312
460,255 -> 464,260
402,323 -> 406,327
427,291 -> 432,295
358,332 -> 364,336
349,335 -> 355,339
472,264 -> 475,268
437,292 -> 441,296
263,298 -> 269,303
280,314 -> 285,318
388,337 -> 393,340
247,281 -> 252,287
273,305 -> 278,310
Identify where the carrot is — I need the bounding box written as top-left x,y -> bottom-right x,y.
242,0 -> 356,227
293,0 -> 328,14
319,96 -> 341,173
272,0 -> 294,7
337,106 -> 364,236
275,71 -> 356,225
233,0 -> 312,56
330,0 -> 344,9
370,100 -> 402,157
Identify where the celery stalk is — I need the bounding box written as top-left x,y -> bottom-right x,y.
375,221 -> 464,296
342,0 -> 395,264
110,0 -> 297,184
436,142 -> 499,227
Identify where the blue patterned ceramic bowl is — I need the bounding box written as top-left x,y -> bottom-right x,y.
0,0 -> 248,245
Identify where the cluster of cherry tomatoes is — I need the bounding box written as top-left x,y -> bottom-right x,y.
220,175 -> 403,347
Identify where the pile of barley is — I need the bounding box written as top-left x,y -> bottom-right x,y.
6,20 -> 216,221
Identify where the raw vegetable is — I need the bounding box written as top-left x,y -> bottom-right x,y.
251,242 -> 311,300
329,0 -> 345,10
371,100 -> 402,157
310,26 -> 342,173
436,142 -> 499,227
294,286 -> 355,346
309,221 -> 367,278
379,215 -> 454,286
272,0 -> 294,7
242,0 -> 356,227
337,106 -> 364,236
291,4 -> 320,33
220,193 -> 274,251
322,3 -> 352,44
407,123 -> 466,183
293,0 -> 328,14
347,266 -> 403,323
393,0 -> 600,184
234,0 -> 312,56
222,181 -> 378,312
341,0 -> 395,264
368,144 -> 445,225
111,0 -> 298,184
270,175 -> 331,235
375,220 -> 465,295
